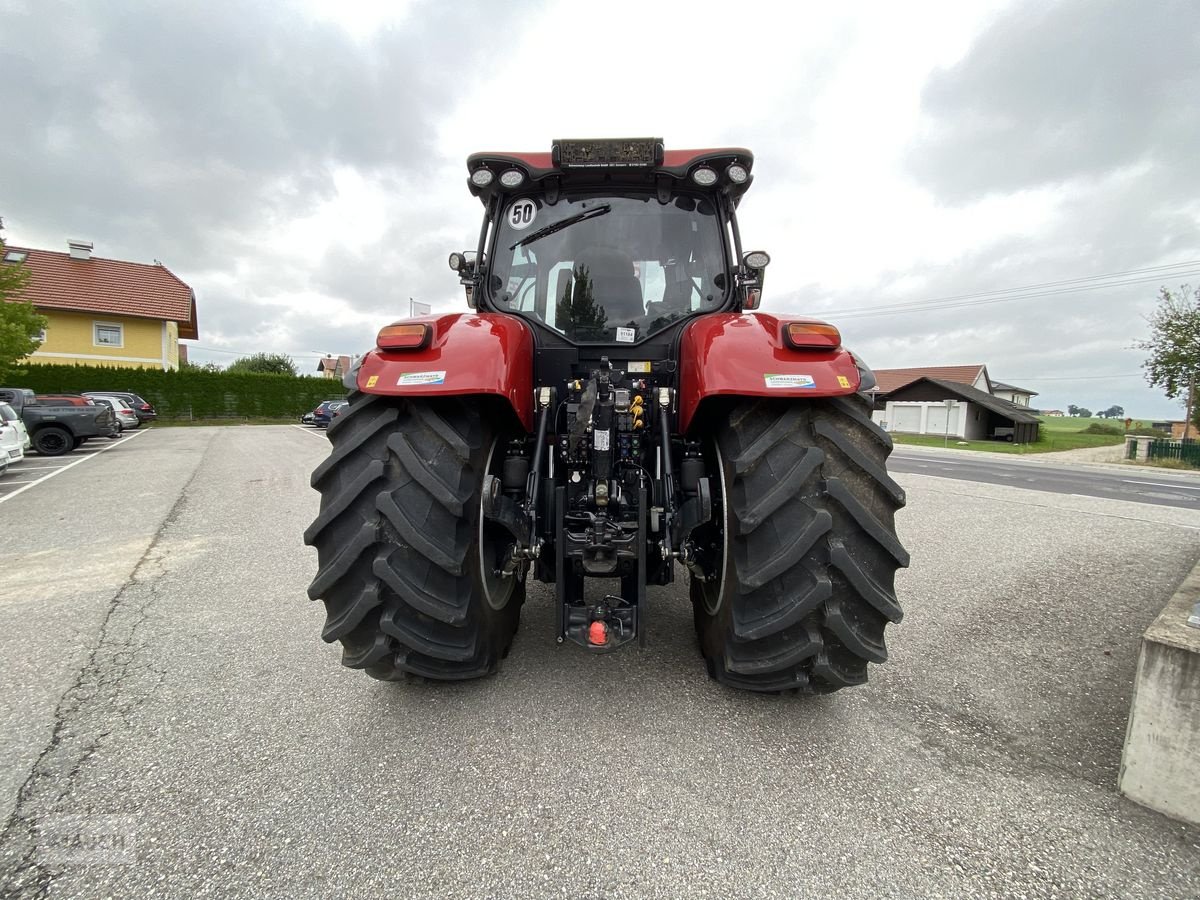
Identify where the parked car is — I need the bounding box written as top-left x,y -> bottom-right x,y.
83,391 -> 157,424
0,403 -> 31,451
87,395 -> 141,433
36,394 -> 98,406
0,402 -> 28,475
306,400 -> 347,427
0,388 -> 116,456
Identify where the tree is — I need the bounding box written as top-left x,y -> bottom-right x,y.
1077,407 -> 1092,418
0,225 -> 47,375
554,266 -> 608,341
181,359 -> 224,373
1067,404 -> 1080,416
1136,284 -> 1200,431
1100,405 -> 1124,419
226,352 -> 297,376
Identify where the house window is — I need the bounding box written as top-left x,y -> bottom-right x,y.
35,327 -> 47,343
94,322 -> 124,347
3,250 -> 26,263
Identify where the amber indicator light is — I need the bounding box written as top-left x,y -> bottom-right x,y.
377,323 -> 430,350
785,322 -> 841,349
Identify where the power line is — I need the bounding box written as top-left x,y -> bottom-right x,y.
822,261 -> 1200,319
1006,373 -> 1144,381
189,345 -> 328,359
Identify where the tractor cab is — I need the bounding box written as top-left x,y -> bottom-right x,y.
452,139 -> 769,345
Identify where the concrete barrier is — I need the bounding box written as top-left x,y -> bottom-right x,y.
1119,561 -> 1200,824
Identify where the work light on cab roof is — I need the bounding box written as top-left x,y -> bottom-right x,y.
464,137 -> 758,205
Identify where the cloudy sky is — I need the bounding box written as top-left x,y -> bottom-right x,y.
2,0 -> 1198,417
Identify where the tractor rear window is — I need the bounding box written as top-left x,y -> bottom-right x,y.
489,193 -> 728,343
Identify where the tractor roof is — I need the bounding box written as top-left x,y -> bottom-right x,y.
466,138 -> 755,207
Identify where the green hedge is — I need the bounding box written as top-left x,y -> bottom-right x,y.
8,364 -> 346,419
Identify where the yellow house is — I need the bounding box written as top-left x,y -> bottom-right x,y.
3,240 -> 198,370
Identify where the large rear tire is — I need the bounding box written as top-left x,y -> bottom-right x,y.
691,395 -> 908,693
304,393 -> 524,681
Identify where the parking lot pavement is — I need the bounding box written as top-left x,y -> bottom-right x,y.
0,429 -> 148,502
1,426 -> 1198,898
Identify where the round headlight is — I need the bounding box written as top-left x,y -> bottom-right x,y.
499,169 -> 526,188
744,251 -> 771,269
691,167 -> 718,186
471,168 -> 495,187
726,163 -> 749,184
448,252 -> 465,271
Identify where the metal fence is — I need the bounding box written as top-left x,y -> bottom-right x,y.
1147,438 -> 1200,467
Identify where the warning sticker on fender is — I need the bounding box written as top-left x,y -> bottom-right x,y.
615,327 -> 636,343
764,373 -> 816,389
397,371 -> 446,386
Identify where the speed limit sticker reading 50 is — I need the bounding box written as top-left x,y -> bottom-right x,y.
508,199 -> 537,230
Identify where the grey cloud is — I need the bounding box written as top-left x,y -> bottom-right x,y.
907,0 -> 1200,201
0,0 -> 540,268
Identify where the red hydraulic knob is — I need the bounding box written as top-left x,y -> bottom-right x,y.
588,620 -> 609,646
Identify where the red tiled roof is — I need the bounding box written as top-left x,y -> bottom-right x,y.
871,365 -> 988,394
317,355 -> 352,373
3,245 -> 198,340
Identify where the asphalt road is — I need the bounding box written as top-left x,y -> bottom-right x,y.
1,426 -> 1198,899
891,446 -> 1200,509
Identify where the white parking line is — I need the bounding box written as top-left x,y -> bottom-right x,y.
6,466 -> 63,471
0,429 -> 150,505
292,424 -> 329,440
1122,479 -> 1200,491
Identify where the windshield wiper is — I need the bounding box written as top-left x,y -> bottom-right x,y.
510,204 -> 612,250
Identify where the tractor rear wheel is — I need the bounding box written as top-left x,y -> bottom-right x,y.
691,395 -> 908,693
304,393 -> 524,681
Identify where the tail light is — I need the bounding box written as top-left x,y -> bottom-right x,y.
784,321 -> 841,350
377,323 -> 430,351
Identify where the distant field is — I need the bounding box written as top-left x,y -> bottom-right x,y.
891,415 -> 1132,454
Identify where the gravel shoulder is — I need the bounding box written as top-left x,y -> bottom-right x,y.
1,426 -> 1197,899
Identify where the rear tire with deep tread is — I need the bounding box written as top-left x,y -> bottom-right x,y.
692,395 -> 908,693
304,392 -> 524,681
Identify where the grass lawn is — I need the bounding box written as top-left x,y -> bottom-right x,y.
892,415 -> 1129,454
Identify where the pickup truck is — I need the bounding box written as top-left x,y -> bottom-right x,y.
0,388 -> 117,456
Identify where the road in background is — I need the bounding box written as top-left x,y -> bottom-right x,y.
1,427 -> 1198,898
891,446 -> 1200,509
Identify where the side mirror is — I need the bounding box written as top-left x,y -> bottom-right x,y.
741,251 -> 770,310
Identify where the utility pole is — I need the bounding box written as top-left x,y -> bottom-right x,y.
1187,372 -> 1196,440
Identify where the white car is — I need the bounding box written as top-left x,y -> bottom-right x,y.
0,402 -> 28,474
87,395 -> 140,433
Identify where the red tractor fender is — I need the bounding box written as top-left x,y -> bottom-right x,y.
354,313 -> 535,431
678,312 -> 864,433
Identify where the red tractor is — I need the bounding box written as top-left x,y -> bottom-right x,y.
305,139 -> 908,692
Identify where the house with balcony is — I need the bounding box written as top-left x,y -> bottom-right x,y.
3,240 -> 198,370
